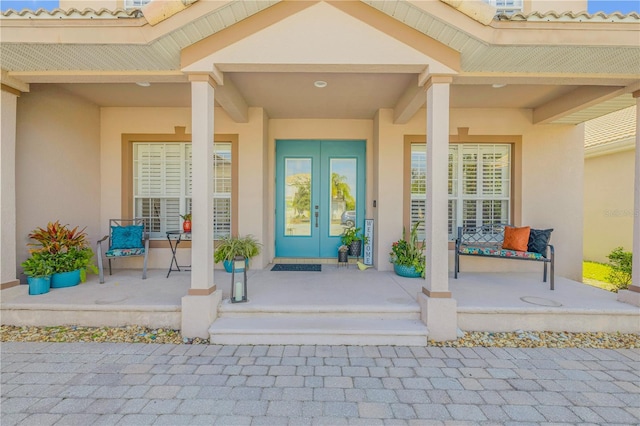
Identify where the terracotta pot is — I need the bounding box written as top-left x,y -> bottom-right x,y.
182,220 -> 191,232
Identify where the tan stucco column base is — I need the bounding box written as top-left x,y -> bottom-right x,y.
418,292 -> 458,342
617,286 -> 640,307
181,289 -> 222,339
1,279 -> 19,290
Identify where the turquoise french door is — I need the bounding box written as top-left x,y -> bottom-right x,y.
276,140 -> 366,258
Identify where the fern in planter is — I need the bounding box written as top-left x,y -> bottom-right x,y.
214,235 -> 262,272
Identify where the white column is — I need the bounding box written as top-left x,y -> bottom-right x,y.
618,91 -> 640,306
0,88 -> 19,289
424,77 -> 452,296
182,74 -> 222,338
418,76 -> 457,341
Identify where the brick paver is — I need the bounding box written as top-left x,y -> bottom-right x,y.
1,342 -> 638,425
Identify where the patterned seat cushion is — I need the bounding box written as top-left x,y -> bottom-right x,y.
106,248 -> 146,258
459,245 -> 545,260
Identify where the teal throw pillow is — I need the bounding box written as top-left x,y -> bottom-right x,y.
110,225 -> 144,250
527,228 -> 553,256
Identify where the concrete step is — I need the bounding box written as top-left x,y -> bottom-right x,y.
208,316 -> 428,345
218,300 -> 420,320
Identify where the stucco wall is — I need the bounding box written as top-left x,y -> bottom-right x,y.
444,108 -> 584,281
584,149 -> 635,263
98,104 -> 584,280
100,106 -> 268,270
15,84 -> 101,282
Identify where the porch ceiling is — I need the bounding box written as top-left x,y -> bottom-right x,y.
52,76 -> 584,119
1,0 -> 639,123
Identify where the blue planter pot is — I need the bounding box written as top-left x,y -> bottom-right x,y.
27,276 -> 51,295
223,259 -> 248,273
393,263 -> 421,278
51,269 -> 81,288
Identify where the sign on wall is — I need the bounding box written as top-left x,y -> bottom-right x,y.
364,219 -> 374,266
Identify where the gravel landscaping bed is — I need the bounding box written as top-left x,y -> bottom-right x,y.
1,325 -> 638,348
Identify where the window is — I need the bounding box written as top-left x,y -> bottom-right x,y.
124,0 -> 152,9
483,0 -> 524,14
133,142 -> 233,239
410,143 -> 511,241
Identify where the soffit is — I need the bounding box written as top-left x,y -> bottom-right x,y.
0,0 -> 278,73
2,0 -> 638,76
557,93 -> 637,125
363,0 -> 640,76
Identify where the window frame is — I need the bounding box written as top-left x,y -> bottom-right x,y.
403,130 -> 522,248
122,127 -> 238,249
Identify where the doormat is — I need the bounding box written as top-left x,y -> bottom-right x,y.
271,264 -> 322,272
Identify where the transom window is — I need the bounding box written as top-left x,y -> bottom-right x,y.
410,143 -> 512,241
133,142 -> 232,239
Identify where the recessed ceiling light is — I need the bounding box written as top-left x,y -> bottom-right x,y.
492,83 -> 507,89
314,80 -> 328,88
136,82 -> 151,87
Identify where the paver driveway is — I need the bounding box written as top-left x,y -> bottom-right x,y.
1,342 -> 639,425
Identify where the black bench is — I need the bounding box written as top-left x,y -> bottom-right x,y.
454,223 -> 555,290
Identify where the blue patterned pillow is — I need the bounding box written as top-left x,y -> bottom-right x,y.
110,225 -> 144,250
527,228 -> 553,256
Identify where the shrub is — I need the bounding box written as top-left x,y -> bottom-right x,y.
606,247 -> 632,291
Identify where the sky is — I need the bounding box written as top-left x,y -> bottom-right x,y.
1,0 -> 638,13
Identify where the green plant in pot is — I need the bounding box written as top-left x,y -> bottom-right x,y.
27,221 -> 97,287
389,221 -> 425,278
214,234 -> 262,272
341,226 -> 368,257
21,251 -> 55,295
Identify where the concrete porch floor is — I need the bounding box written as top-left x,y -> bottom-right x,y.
1,265 -> 638,334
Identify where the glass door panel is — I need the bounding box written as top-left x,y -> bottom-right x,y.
329,158 -> 357,237
285,158 -> 312,236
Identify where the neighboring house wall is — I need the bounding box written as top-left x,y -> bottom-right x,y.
59,0 -> 122,9
15,85 -> 101,282
584,149 -> 635,263
526,0 -> 588,13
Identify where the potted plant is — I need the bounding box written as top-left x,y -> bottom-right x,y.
389,221 -> 425,278
51,247 -> 99,286
21,251 -> 54,295
338,244 -> 349,263
341,226 -> 368,257
214,234 -> 262,272
27,221 -> 97,288
180,213 -> 192,232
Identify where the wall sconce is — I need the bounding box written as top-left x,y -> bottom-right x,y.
231,255 -> 247,303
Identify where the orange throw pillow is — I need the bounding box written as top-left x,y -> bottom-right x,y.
502,226 -> 531,251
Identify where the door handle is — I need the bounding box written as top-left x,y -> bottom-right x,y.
315,205 -> 319,228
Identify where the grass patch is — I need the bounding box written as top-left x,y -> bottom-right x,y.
583,261 -> 618,292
